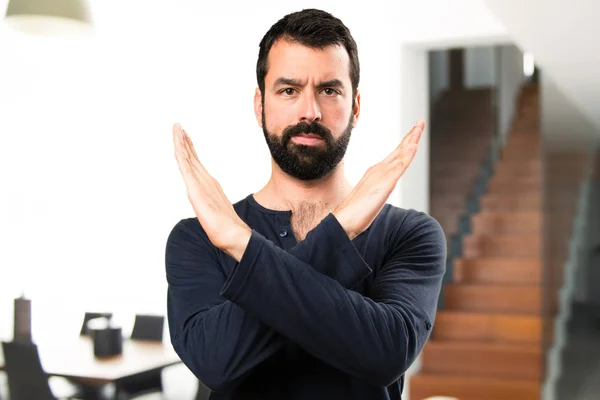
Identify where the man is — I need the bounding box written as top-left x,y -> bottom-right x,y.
166,8 -> 446,400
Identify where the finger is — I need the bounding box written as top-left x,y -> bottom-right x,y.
173,124 -> 196,179
174,123 -> 206,175
180,127 -> 206,172
390,143 -> 418,175
395,120 -> 424,154
402,119 -> 425,148
173,123 -> 189,164
181,126 -> 200,161
409,119 -> 425,144
383,119 -> 425,163
173,123 -> 186,152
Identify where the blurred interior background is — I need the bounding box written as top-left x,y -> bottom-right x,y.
0,0 -> 598,399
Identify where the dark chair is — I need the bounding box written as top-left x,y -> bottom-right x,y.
77,312 -> 114,399
80,312 -> 113,336
130,314 -> 164,341
114,315 -> 165,399
1,341 -> 79,400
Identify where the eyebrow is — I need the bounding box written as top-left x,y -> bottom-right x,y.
272,78 -> 345,90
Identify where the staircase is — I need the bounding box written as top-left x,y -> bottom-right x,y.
429,87 -> 495,246
410,84 -> 542,400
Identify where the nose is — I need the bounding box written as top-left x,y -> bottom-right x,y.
297,91 -> 321,122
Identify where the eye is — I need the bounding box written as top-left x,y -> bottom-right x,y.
322,88 -> 339,96
280,88 -> 297,96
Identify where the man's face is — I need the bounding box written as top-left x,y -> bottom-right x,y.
255,39 -> 360,181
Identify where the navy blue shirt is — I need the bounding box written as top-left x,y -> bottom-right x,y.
165,194 -> 446,399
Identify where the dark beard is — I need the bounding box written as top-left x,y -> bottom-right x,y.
261,108 -> 353,181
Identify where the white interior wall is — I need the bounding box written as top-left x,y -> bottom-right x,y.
541,74 -> 597,303
399,48 -> 430,213
497,44 -> 526,146
542,75 -> 597,151
484,0 -> 600,131
0,0 -> 509,346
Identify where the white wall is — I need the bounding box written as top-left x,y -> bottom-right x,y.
542,75 -> 597,151
497,44 -> 525,145
484,0 -> 600,131
541,75 -> 597,302
399,48 -> 430,213
0,0 -> 509,346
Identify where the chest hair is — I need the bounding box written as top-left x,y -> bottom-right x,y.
290,201 -> 331,242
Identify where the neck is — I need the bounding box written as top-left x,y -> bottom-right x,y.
254,159 -> 353,213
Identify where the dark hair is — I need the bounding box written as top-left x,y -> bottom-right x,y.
256,9 -> 360,98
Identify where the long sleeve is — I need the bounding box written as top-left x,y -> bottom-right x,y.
220,211 -> 446,387
166,221 -> 278,391
165,215 -> 374,391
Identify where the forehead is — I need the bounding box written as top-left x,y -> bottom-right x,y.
265,39 -> 351,85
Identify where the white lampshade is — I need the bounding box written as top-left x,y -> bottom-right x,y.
5,0 -> 90,22
3,0 -> 93,36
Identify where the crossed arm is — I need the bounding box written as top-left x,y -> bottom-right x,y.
166,211 -> 446,392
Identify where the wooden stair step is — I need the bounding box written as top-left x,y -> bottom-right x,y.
463,234 -> 540,257
490,172 -> 540,183
433,311 -> 542,344
431,204 -> 465,216
471,211 -> 541,233
409,372 -> 540,400
453,257 -> 541,284
494,159 -> 540,169
487,180 -> 540,193
431,150 -> 488,160
502,147 -> 540,155
492,171 -> 540,182
494,165 -> 540,174
500,150 -> 540,158
506,135 -> 540,143
432,135 -> 491,145
479,193 -> 540,210
502,141 -> 540,148
431,166 -> 481,180
499,156 -> 542,165
488,174 -> 539,185
498,151 -> 541,159
432,175 -> 477,188
432,218 -> 461,233
494,158 -> 540,169
431,160 -> 483,171
444,284 -> 541,314
431,194 -> 469,208
435,215 -> 459,229
420,341 -> 542,380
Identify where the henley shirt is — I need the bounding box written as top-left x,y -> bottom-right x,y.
165,194 -> 446,399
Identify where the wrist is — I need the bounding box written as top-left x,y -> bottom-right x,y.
332,209 -> 358,240
220,224 -> 252,262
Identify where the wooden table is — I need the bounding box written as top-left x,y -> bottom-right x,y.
0,336 -> 182,385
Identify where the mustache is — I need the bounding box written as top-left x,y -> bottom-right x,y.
282,121 -> 332,143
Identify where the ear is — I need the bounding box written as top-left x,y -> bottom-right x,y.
254,88 -> 263,127
351,89 -> 361,127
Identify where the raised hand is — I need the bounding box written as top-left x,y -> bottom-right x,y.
333,120 -> 425,240
172,123 -> 251,257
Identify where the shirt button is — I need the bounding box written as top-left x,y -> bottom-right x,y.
425,321 -> 432,330
279,229 -> 288,238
